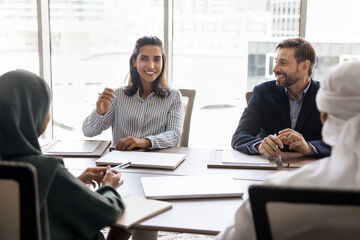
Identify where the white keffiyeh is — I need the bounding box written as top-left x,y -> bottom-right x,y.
316,60 -> 360,187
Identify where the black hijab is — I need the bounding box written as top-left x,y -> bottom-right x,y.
0,69 -> 61,208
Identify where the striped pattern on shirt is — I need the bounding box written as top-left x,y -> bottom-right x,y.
82,87 -> 184,149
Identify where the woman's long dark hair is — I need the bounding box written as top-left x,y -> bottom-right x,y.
125,36 -> 169,97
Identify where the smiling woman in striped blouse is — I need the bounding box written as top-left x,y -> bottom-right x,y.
82,36 -> 184,151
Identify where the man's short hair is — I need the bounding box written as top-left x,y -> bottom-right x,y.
276,38 -> 316,77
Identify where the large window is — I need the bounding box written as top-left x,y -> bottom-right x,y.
306,0 -> 360,81
173,0 -> 301,148
0,0 -> 39,74
49,0 -> 163,140
2,0 -> 360,149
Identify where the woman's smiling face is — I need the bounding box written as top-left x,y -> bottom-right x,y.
133,45 -> 163,85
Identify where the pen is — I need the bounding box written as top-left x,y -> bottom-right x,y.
273,134 -> 283,167
111,161 -> 131,170
104,161 -> 131,175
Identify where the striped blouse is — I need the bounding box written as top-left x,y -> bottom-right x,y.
82,87 -> 184,149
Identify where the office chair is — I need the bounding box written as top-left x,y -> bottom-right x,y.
0,161 -> 42,240
245,91 -> 253,105
179,89 -> 196,147
249,185 -> 360,240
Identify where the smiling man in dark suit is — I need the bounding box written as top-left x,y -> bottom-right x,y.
232,38 -> 330,158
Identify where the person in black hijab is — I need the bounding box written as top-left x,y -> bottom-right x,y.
0,69 -> 129,240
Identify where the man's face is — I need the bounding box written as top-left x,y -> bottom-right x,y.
273,48 -> 302,88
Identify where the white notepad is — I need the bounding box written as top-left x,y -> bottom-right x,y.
96,151 -> 186,170
141,175 -> 244,200
207,149 -> 277,170
40,139 -> 111,157
221,150 -> 272,165
116,195 -> 172,229
46,140 -> 101,153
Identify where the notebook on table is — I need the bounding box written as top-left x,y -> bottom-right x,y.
116,195 -> 172,229
40,139 -> 111,157
207,149 -> 277,170
96,151 -> 186,170
141,175 -> 244,200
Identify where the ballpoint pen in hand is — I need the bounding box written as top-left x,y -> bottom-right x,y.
104,161 -> 131,175
273,134 -> 283,166
111,161 -> 132,170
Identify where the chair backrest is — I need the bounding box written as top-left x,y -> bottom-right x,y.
179,89 -> 196,147
0,161 -> 42,240
245,91 -> 253,105
249,185 -> 360,240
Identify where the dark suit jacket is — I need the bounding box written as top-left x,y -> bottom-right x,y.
232,79 -> 331,157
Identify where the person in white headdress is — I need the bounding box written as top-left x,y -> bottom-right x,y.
216,60 -> 360,240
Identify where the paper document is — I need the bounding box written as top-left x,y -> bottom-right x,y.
96,151 -> 186,170
47,140 -> 101,153
208,149 -> 277,169
221,150 -> 271,165
141,175 -> 244,200
116,195 -> 172,228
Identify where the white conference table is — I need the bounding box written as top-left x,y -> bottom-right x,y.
63,147 -> 320,236
68,168 -> 261,235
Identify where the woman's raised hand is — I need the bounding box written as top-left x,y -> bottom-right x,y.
96,88 -> 115,115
